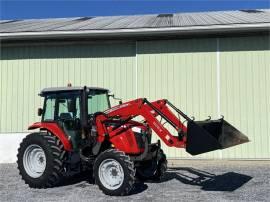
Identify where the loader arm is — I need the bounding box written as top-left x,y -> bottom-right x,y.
95,98 -> 187,148
95,98 -> 249,155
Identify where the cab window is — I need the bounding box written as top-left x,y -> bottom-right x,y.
42,92 -> 81,121
43,97 -> 55,121
88,91 -> 109,114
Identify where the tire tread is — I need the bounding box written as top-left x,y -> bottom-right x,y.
94,149 -> 135,196
17,132 -> 66,188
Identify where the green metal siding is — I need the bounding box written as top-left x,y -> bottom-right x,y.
220,36 -> 270,159
0,42 -> 136,133
137,39 -> 219,159
0,35 -> 269,159
137,36 -> 270,159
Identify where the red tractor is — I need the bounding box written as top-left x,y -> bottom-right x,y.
17,86 -> 249,195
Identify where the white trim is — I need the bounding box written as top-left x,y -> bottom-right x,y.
216,38 -> 221,117
1,23 -> 269,40
216,38 -> 222,159
0,133 -> 28,163
135,41 -> 138,98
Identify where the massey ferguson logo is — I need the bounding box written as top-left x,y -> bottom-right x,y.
105,103 -> 130,114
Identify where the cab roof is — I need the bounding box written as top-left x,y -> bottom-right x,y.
40,86 -> 109,96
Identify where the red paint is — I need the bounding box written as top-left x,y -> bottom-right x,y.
28,122 -> 72,151
28,98 -> 188,154
96,98 -> 187,155
110,129 -> 142,154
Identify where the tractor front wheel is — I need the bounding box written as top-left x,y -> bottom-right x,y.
94,149 -> 135,196
17,132 -> 66,188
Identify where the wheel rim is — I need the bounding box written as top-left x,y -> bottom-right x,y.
23,144 -> 46,178
98,159 -> 124,190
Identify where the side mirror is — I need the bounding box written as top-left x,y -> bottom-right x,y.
108,92 -> 123,105
38,108 -> 43,116
108,91 -> 114,97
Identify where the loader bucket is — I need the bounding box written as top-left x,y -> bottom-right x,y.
186,119 -> 249,155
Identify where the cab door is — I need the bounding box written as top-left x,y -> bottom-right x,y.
42,92 -> 82,150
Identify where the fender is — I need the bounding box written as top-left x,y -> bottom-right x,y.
28,122 -> 72,151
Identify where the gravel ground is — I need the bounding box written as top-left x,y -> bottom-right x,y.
0,161 -> 269,202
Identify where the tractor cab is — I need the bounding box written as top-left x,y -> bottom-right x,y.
38,86 -> 110,150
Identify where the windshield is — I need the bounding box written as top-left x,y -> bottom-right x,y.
88,91 -> 109,114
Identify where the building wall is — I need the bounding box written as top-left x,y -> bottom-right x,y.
0,42 -> 136,132
137,39 -> 219,159
219,36 -> 270,159
0,35 -> 269,159
136,35 -> 270,159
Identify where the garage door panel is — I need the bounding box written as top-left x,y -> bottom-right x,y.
0,42 -> 136,132
137,38 -> 219,159
220,36 -> 270,158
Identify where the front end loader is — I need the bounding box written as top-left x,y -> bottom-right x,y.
17,86 -> 249,196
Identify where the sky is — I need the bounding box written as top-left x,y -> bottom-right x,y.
0,0 -> 269,20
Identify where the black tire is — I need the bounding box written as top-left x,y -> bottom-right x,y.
17,132 -> 66,188
136,149 -> 167,181
94,149 -> 135,196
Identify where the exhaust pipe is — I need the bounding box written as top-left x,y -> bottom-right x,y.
186,118 -> 249,155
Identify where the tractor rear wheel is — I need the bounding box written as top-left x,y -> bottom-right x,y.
17,132 -> 66,188
94,149 -> 135,196
136,149 -> 167,181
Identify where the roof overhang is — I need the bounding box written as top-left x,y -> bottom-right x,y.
1,23 -> 269,41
